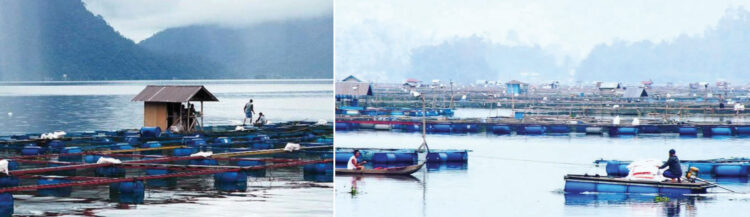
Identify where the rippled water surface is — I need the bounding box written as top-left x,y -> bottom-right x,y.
336,131 -> 750,217
0,80 -> 333,134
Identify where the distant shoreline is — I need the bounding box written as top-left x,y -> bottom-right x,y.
0,78 -> 333,86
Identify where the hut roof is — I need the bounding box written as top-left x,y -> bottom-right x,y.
622,88 -> 648,98
336,82 -> 372,96
131,85 -> 219,103
342,75 -> 363,83
506,80 -> 527,85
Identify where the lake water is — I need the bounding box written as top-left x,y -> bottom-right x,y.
335,131 -> 750,217
0,79 -> 333,216
0,79 -> 333,134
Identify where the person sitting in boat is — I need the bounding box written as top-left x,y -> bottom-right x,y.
659,149 -> 682,182
254,112 -> 267,126
347,150 -> 367,170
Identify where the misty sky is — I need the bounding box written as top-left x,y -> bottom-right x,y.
335,0 -> 750,82
82,0 -> 332,42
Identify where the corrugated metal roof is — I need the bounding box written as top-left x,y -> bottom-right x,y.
622,88 -> 648,98
335,82 -> 372,96
506,80 -> 527,85
131,85 -> 219,102
599,82 -> 619,89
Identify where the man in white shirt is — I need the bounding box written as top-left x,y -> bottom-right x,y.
347,150 -> 367,170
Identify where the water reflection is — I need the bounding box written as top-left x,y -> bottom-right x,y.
426,162 -> 468,171
564,193 -> 701,217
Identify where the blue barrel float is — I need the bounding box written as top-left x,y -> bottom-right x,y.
47,140 -> 65,153
372,152 -> 417,166
714,164 -> 750,177
140,141 -> 162,155
429,124 -> 452,133
521,126 -> 545,135
614,127 -> 638,136
0,161 -> 20,190
189,158 -> 218,166
84,155 -> 101,164
710,127 -> 732,137
604,161 -> 630,177
735,126 -> 750,137
547,125 -> 570,134
0,193 -> 12,217
110,143 -> 134,161
109,181 -> 145,204
140,126 -> 161,138
58,146 -> 82,162
184,138 -> 208,152
426,151 -> 468,163
96,166 -> 126,177
36,177 -> 72,197
303,162 -> 333,182
452,124 -> 479,133
639,125 -> 661,134
214,171 -> 248,192
687,162 -> 716,175
402,123 -> 421,132
678,127 -> 698,137
335,122 -> 352,131
172,148 -> 195,165
173,147 -> 194,157
490,125 -> 511,135
21,145 -> 44,156
124,136 -> 140,146
213,137 -> 232,148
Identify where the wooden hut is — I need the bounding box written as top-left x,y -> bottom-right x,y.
131,85 -> 219,132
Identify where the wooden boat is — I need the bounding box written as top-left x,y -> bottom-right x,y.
564,174 -> 714,195
335,162 -> 424,175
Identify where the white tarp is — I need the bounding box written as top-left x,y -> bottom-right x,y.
0,160 -> 9,175
41,131 -> 66,140
284,142 -> 301,152
625,159 -> 666,182
190,151 -> 213,157
96,157 -> 122,164
632,118 -> 640,126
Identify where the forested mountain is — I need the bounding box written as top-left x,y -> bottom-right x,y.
0,0 -> 332,81
0,0 -> 222,81
139,16 -> 333,79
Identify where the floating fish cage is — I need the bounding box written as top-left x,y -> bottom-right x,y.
335,120 -> 750,139
0,121 -> 333,216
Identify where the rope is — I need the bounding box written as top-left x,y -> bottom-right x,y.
471,154 -> 593,166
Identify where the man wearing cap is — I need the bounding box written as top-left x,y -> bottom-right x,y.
659,149 -> 682,182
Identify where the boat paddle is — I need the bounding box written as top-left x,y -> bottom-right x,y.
694,177 -> 742,193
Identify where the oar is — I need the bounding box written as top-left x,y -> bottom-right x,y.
695,177 -> 742,193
